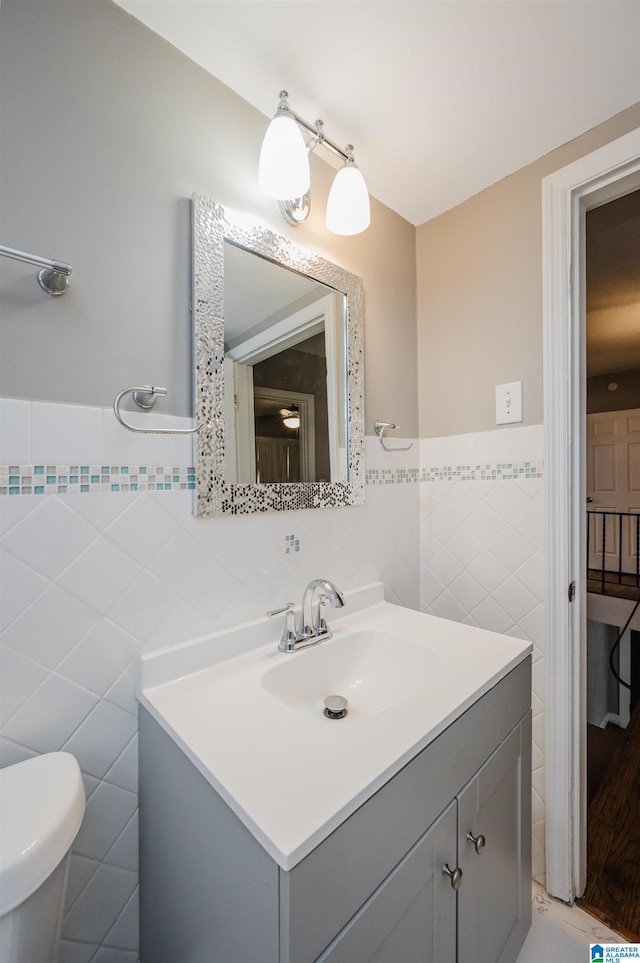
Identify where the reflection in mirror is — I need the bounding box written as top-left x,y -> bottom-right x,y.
223,241 -> 347,485
192,193 -> 365,516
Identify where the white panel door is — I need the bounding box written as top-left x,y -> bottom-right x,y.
586,408 -> 640,573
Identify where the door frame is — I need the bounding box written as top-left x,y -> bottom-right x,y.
542,127 -> 640,903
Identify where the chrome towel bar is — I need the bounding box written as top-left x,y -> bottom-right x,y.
373,421 -> 413,452
0,244 -> 72,296
113,386 -> 202,435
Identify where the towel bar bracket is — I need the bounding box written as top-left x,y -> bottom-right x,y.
0,244 -> 72,296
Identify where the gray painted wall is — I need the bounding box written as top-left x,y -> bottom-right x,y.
0,0 -> 418,432
416,103 -> 640,438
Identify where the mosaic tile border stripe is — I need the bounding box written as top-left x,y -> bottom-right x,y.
1,461 -> 543,495
366,462 -> 544,485
0,465 -> 196,496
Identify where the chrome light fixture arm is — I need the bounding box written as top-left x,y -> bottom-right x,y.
276,93 -> 354,167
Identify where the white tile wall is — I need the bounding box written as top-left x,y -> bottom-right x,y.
0,398 -> 31,464
419,425 -> 546,883
0,399 -> 420,961
1,404 -> 545,957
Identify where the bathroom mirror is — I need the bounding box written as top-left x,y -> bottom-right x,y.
192,192 -> 365,515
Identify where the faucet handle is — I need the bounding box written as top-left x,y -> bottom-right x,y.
316,594 -> 329,633
267,602 -> 295,618
268,603 -> 299,652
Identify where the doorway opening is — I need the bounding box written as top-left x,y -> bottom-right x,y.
577,191 -> 640,939
542,128 -> 640,907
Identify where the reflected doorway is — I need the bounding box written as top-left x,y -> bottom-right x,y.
253,388 -> 316,484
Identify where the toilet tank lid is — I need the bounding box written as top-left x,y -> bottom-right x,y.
0,752 -> 85,916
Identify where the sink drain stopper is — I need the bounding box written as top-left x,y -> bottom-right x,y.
324,695 -> 348,720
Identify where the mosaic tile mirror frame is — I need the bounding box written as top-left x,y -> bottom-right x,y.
192,192 -> 365,516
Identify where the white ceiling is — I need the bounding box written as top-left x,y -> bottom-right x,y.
114,0 -> 639,226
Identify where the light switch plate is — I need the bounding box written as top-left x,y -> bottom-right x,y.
495,381 -> 523,425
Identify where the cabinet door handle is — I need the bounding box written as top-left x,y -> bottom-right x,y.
466,831 -> 486,854
442,863 -> 463,890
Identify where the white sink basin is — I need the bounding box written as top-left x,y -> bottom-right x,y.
261,629 -> 441,715
139,582 -> 531,870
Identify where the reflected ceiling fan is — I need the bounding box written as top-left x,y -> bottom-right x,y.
279,406 -> 300,429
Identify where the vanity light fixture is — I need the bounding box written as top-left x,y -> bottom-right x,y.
326,159 -> 370,236
259,98 -> 310,200
259,91 -> 370,236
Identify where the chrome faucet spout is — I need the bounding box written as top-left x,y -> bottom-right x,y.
300,578 -> 344,639
273,579 -> 344,652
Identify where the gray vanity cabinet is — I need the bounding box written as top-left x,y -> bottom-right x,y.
140,657 -> 531,963
316,802 -> 457,963
309,711 -> 530,963
457,724 -> 530,963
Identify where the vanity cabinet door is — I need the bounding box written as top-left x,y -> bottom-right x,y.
456,713 -> 532,963
317,801 -> 457,963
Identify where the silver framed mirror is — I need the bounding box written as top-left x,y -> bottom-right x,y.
192,192 -> 365,516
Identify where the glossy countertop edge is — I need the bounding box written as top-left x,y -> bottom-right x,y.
138,586 -> 533,871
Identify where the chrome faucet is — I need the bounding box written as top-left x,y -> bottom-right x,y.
268,579 -> 345,652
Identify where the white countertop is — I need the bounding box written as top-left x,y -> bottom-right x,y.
138,583 -> 531,870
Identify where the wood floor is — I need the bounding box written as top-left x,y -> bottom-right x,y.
577,704 -> 640,940
587,568 -> 640,601
586,722 -> 626,808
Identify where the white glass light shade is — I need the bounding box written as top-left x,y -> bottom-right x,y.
325,163 -> 371,235
258,114 -> 310,200
280,407 -> 300,430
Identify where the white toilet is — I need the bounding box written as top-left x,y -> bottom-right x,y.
0,752 -> 85,963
